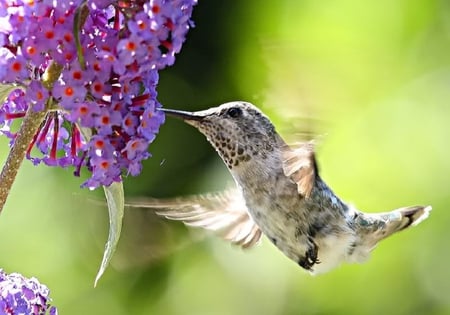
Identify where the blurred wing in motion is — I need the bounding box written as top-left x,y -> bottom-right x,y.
126,189 -> 262,249
282,141 -> 318,199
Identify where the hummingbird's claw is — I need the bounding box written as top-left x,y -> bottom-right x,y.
298,238 -> 319,270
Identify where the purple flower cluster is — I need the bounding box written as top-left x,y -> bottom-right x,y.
0,0 -> 196,189
0,269 -> 57,315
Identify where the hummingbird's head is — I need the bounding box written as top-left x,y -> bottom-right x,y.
162,101 -> 279,170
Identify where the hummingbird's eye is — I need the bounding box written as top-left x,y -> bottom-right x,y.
227,107 -> 242,118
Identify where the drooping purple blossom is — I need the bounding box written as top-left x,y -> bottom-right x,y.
0,0 -> 197,189
0,269 -> 57,315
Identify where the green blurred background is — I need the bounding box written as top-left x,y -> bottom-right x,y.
1,1 -> 450,314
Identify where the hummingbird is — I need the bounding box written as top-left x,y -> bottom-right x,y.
128,101 -> 431,274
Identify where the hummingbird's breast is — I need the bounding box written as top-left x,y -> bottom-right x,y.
234,151 -> 309,258
234,150 -> 356,273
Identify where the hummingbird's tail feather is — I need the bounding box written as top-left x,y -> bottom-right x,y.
349,205 -> 431,263
396,205 -> 432,229
357,205 -> 431,248
379,205 -> 432,238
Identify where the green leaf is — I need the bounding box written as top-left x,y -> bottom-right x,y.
94,181 -> 125,287
0,84 -> 23,104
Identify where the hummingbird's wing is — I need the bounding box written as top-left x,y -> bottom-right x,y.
125,189 -> 262,249
281,141 -> 318,198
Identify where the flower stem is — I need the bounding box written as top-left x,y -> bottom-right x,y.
0,105 -> 47,214
0,60 -> 61,214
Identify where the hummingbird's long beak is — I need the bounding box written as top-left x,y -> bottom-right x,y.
160,108 -> 205,122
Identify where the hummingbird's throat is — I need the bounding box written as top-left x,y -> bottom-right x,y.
196,118 -> 275,170
208,136 -> 251,169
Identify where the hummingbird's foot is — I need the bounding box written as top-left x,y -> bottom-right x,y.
298,239 -> 319,270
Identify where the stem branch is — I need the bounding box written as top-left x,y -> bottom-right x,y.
0,60 -> 61,214
0,106 -> 47,214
